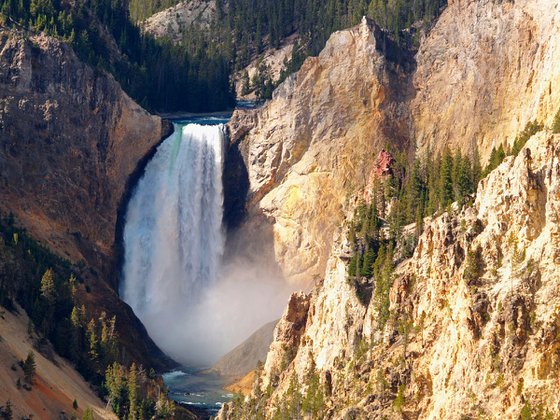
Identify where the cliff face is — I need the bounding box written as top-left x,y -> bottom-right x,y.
226,0 -> 560,290
223,130 -> 560,420
220,0 -> 560,418
412,0 -> 560,160
143,0 -> 215,41
0,29 -> 168,278
0,29 -> 172,368
226,19 -> 411,286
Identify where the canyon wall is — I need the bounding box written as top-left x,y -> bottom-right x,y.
226,18 -> 412,286
0,28 -> 169,279
226,0 -> 560,287
0,28 -> 172,368
221,0 -> 560,417
412,0 -> 560,161
225,128 -> 560,419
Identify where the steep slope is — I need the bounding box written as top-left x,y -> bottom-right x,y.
0,306 -> 115,419
225,18 -> 412,286
0,29 -> 172,368
412,0 -> 560,160
0,29 -> 169,276
211,320 -> 278,379
226,0 -> 560,291
219,0 -> 560,418
222,126 -> 560,420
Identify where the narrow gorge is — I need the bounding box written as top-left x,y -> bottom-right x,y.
1,0 -> 560,418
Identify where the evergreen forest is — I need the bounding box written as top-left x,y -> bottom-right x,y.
0,0 -> 448,109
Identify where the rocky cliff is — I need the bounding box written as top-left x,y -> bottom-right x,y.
226,18 -> 412,286
0,28 -> 172,368
226,0 -> 560,290
142,0 -> 215,41
412,0 -> 560,161
220,0 -> 560,418
223,128 -> 560,419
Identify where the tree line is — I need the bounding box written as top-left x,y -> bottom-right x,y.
484,120 -> 543,176
0,0 -> 235,112
346,147 -> 480,325
0,0 -> 448,109
346,115 -> 550,327
212,0 -> 448,99
125,0 -> 448,101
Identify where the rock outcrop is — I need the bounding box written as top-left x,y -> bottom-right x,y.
220,0 -> 560,418
412,0 -> 560,160
222,125 -> 560,420
226,18 -> 411,286
143,0 -> 216,41
0,28 -> 172,368
233,35 -> 298,99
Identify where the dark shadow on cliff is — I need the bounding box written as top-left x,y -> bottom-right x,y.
371,21 -> 417,74
222,130 -> 250,230
113,119 -> 174,291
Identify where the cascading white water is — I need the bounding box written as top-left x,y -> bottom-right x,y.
121,124 -> 226,364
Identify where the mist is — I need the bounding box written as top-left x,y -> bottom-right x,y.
121,123 -> 294,367
146,251 -> 292,367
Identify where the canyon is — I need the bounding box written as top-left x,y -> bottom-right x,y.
0,0 -> 559,417
218,0 -> 560,418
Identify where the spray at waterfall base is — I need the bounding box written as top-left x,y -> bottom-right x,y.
121,123 -> 291,366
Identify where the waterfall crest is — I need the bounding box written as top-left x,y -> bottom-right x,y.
121,124 -> 225,363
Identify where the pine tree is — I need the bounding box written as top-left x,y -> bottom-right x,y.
82,407 -> 94,420
472,145 -> 482,188
127,363 -> 138,420
241,70 -> 250,95
285,372 -> 302,417
348,252 -> 357,278
553,110 -> 560,134
105,363 -> 127,416
439,147 -> 454,209
40,268 -> 55,303
23,351 -> 36,384
360,245 -> 376,278
464,245 -> 484,286
302,362 -> 324,417
408,158 -> 424,221
87,319 -> 99,362
2,400 -> 13,420
454,152 -> 473,205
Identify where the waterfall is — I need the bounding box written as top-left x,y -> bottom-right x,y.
121,123 -> 225,364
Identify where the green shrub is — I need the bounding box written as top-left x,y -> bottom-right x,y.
553,110 -> 560,134
511,120 -> 543,156
520,402 -> 532,420
393,384 -> 405,412
464,245 -> 484,286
